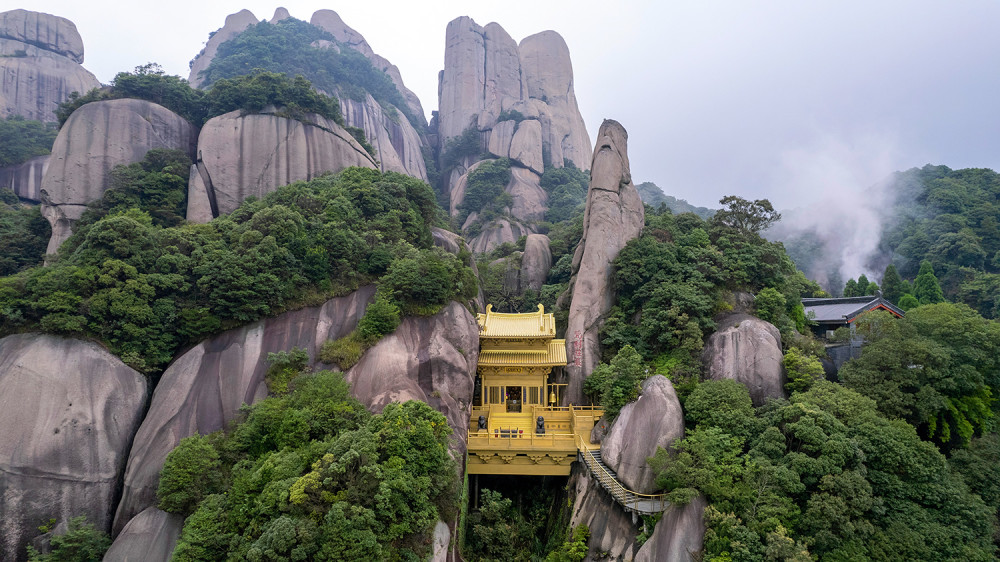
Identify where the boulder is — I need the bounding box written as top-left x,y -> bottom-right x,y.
0,49 -> 100,122
520,234 -> 552,292
187,9 -> 258,88
509,119 -> 543,174
40,99 -> 196,251
469,217 -> 534,255
103,508 -> 183,562
0,10 -> 84,62
487,119 -> 516,158
189,110 -> 376,220
702,312 -> 785,407
112,287 -> 374,533
601,376 -> 684,494
568,463 -> 639,561
634,496 -> 707,562
40,203 -> 85,257
338,92 -> 428,181
429,520 -> 451,562
0,334 -> 147,562
0,154 -> 48,201
506,166 -> 546,223
346,301 -> 479,450
519,31 -> 591,168
563,120 -> 645,403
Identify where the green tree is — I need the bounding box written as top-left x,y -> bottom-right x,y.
27,516 -> 111,562
783,347 -> 825,392
754,287 -> 785,324
880,264 -> 905,303
711,195 -> 781,236
583,345 -> 647,418
157,434 -> 223,515
897,293 -> 919,311
0,115 -> 58,166
913,260 -> 945,304
840,302 -> 1000,447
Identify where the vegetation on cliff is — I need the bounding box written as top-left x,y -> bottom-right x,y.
0,164 -> 475,372
0,115 -> 58,166
158,369 -> 457,560
199,17 -> 423,131
0,188 -> 50,276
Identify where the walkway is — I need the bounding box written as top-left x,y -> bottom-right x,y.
577,438 -> 670,516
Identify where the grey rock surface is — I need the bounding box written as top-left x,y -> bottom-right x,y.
432,227 -> 486,313
40,99 -> 196,251
563,120 -> 645,403
0,53 -> 100,122
0,10 -> 85,62
602,376 -> 684,494
0,334 -> 147,562
437,17 -> 591,243
703,312 -> 785,406
0,154 -> 48,201
519,234 -> 552,292
634,495 -> 707,562
188,109 -> 376,220
469,217 -> 535,254
103,507 -> 183,562
338,92 -> 428,181
113,287 -> 374,533
346,301 -> 479,450
568,463 -> 639,561
507,166 -> 546,223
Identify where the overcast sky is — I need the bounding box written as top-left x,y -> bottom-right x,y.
23,1 -> 1000,210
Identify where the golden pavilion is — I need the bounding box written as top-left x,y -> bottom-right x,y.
467,304 -> 602,476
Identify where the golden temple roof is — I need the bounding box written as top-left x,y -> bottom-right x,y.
478,339 -> 568,367
478,304 -> 556,339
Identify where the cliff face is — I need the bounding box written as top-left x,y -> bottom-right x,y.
188,8 -> 430,182
436,17 -> 591,253
0,10 -> 100,122
38,98 -> 197,253
186,109 -> 378,221
563,120 -> 644,403
0,334 -> 147,562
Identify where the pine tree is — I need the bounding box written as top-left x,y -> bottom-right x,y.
844,278 -> 859,297
881,264 -> 905,304
913,260 -> 945,304
857,274 -> 872,295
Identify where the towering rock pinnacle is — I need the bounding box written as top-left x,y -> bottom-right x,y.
436,17 -> 592,253
563,119 -> 645,404
0,9 -> 100,121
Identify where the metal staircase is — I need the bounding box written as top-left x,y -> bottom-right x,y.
576,436 -> 669,516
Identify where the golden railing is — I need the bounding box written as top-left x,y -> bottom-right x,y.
575,434 -> 670,515
467,431 -> 578,451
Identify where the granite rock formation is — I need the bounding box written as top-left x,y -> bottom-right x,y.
431,226 -> 486,313
103,508 -> 183,562
568,463 -> 639,561
40,98 -> 197,253
0,9 -> 100,121
563,120 -> 645,403
186,109 -> 376,220
633,496 -> 707,562
702,312 -> 785,406
113,287 -> 374,533
601,376 -> 684,494
189,9 -> 429,181
436,17 -> 590,253
346,301 -> 479,451
0,154 -> 48,201
0,334 -> 147,562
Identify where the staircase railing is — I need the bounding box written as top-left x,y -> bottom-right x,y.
575,434 -> 669,515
